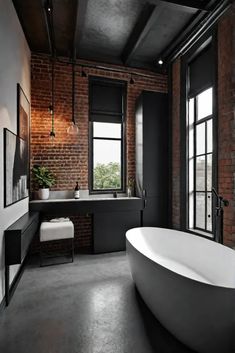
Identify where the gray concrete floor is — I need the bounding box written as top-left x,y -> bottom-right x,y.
0,252 -> 195,353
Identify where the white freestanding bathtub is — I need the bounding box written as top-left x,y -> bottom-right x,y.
126,227 -> 235,353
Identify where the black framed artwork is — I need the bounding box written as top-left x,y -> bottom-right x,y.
17,83 -> 30,171
4,128 -> 29,207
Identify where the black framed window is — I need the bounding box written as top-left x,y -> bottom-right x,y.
180,31 -> 217,236
188,87 -> 213,234
89,77 -> 126,193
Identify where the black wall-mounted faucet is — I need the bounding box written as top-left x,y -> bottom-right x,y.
212,187 -> 229,244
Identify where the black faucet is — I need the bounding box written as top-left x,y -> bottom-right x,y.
212,188 -> 229,244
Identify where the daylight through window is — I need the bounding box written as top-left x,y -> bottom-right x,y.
188,87 -> 213,234
92,122 -> 123,191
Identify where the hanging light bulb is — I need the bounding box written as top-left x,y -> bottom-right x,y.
49,105 -> 55,140
67,62 -> 79,135
67,120 -> 79,134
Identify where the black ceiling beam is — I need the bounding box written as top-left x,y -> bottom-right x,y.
42,0 -> 56,57
159,0 -> 209,11
161,0 -> 231,63
157,0 -> 219,60
121,3 -> 159,65
72,0 -> 88,61
160,11 -> 207,60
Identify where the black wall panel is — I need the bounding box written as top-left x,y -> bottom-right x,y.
135,91 -> 169,227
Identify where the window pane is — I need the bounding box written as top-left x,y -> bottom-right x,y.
188,99 -> 195,159
196,123 -> 205,155
93,122 -> 121,138
93,139 -> 121,190
207,192 -> 212,232
189,98 -> 194,125
197,87 -> 213,120
207,154 -> 212,191
196,193 -> 205,229
207,119 -> 213,153
196,156 -> 205,191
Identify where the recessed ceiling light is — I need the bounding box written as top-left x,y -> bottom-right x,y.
158,59 -> 163,65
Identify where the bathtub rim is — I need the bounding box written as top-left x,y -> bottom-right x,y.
126,227 -> 235,290
126,238 -> 235,353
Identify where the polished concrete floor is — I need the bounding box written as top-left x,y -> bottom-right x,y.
0,252 -> 195,353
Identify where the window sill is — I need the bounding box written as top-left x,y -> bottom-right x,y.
187,228 -> 213,239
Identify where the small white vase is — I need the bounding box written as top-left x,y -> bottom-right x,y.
38,188 -> 50,200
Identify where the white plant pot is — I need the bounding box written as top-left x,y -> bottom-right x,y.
38,188 -> 50,200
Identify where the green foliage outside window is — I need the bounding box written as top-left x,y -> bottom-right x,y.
94,162 -> 121,190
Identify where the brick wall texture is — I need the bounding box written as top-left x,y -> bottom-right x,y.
217,5 -> 235,247
31,54 -> 167,250
171,6 -> 235,247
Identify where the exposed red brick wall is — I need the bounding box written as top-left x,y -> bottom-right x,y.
217,5 -> 235,247
31,54 -> 167,249
172,59 -> 181,229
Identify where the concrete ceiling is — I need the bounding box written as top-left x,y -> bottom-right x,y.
12,0 -> 221,71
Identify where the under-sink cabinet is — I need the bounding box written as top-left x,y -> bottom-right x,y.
93,210 -> 141,253
30,198 -> 143,253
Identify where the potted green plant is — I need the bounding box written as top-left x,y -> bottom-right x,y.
32,165 -> 56,200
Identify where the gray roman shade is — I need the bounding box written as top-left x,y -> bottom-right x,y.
89,77 -> 125,123
189,43 -> 214,98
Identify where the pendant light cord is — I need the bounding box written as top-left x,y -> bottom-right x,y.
72,62 -> 75,124
50,57 -> 55,136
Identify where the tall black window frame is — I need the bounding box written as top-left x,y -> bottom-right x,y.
180,29 -> 218,239
89,77 -> 126,194
188,88 -> 213,234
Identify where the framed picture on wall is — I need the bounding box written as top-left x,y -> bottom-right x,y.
4,128 -> 29,207
17,83 -> 30,177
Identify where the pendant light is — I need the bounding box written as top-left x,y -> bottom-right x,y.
67,62 -> 79,135
49,58 -> 55,140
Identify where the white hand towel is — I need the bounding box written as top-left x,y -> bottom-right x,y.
50,217 -> 70,223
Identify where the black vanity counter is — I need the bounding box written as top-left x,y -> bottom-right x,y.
30,197 -> 143,254
29,196 -> 143,214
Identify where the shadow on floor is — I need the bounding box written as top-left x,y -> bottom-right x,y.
135,288 -> 196,353
1,252 -> 197,353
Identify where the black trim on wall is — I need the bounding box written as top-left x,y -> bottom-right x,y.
168,65 -> 173,228
179,27 -> 218,234
211,29 -> 219,240
180,59 -> 187,230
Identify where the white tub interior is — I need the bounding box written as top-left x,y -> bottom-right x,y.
126,227 -> 235,289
